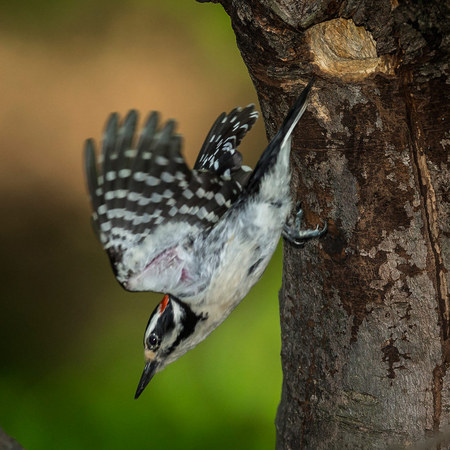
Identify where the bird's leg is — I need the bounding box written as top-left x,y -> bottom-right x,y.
282,202 -> 327,246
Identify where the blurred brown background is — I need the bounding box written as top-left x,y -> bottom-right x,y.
0,1 -> 283,449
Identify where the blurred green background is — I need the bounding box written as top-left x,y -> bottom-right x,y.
0,1 -> 283,449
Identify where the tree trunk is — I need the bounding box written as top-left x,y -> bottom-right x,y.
199,0 -> 450,448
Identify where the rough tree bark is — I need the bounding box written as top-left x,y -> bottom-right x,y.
199,0 -> 449,448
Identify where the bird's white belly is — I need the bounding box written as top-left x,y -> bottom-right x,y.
200,200 -> 289,327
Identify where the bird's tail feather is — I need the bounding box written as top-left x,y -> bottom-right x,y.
243,78 -> 314,195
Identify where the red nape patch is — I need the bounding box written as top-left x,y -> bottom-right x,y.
159,295 -> 169,314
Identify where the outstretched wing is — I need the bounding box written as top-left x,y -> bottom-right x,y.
84,106 -> 257,295
194,104 -> 257,181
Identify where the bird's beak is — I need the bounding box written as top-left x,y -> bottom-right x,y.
135,360 -> 158,399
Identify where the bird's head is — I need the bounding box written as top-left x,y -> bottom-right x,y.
135,294 -> 206,398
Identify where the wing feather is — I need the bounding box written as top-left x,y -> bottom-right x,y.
194,104 -> 258,175
85,107 -> 256,292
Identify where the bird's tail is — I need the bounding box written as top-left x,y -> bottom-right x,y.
243,78 -> 314,195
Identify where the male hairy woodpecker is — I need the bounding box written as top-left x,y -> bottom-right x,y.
84,79 -> 326,399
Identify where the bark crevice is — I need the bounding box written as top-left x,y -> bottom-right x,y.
401,71 -> 449,344
401,68 -> 450,433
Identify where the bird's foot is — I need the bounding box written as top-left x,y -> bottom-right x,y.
282,203 -> 327,246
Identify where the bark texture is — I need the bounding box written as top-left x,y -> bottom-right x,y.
200,0 -> 450,448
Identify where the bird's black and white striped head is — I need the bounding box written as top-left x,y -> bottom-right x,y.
135,294 -> 207,398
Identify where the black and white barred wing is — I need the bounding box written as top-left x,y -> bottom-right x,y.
85,107 -> 256,295
194,104 -> 258,177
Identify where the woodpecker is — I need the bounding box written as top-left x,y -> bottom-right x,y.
84,79 -> 326,399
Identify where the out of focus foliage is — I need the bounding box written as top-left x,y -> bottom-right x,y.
0,1 -> 282,449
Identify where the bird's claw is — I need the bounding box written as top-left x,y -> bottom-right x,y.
282,204 -> 327,246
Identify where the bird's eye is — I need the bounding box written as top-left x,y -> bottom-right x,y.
147,333 -> 159,350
